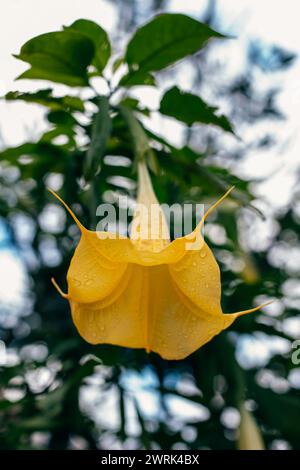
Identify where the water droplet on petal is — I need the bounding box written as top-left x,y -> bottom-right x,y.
200,250 -> 206,258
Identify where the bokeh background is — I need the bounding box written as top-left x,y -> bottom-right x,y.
0,0 -> 300,450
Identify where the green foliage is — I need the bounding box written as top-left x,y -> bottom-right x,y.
15,31 -> 95,86
160,86 -> 235,133
0,10 -> 299,451
66,19 -> 111,73
84,96 -> 112,179
5,90 -> 85,111
120,13 -> 226,86
119,71 -> 156,87
125,13 -> 225,73
250,382 -> 300,448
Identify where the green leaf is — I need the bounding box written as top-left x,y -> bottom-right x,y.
120,97 -> 151,116
41,125 -> 76,148
5,90 -> 85,112
112,56 -> 124,73
37,385 -> 69,416
84,96 -> 112,179
0,142 -> 67,170
0,399 -> 23,410
15,30 -> 95,86
253,385 -> 300,446
66,19 -> 111,73
47,110 -> 78,127
119,71 -> 156,87
20,415 -> 61,431
125,13 -> 225,75
160,86 -> 234,133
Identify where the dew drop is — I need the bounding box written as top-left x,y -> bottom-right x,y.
200,250 -> 206,258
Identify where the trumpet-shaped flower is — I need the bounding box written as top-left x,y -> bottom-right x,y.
50,161 -> 268,360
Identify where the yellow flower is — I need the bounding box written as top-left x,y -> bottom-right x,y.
50,161 -> 268,360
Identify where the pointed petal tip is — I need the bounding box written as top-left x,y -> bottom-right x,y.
51,277 -> 69,299
47,187 -> 56,196
48,187 -> 85,231
229,299 -> 276,319
259,299 -> 276,309
197,185 -> 236,231
219,185 -> 235,202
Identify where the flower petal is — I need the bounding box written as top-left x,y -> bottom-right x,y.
49,189 -> 128,303
70,264 -> 147,348
147,266 -> 225,359
168,239 -> 222,317
67,231 -> 128,303
222,301 -> 274,330
167,187 -> 235,315
130,161 -> 170,252
70,264 -> 226,360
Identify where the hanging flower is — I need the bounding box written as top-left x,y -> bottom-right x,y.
50,161 -> 268,360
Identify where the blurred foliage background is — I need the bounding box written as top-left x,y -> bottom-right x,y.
0,0 -> 300,450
